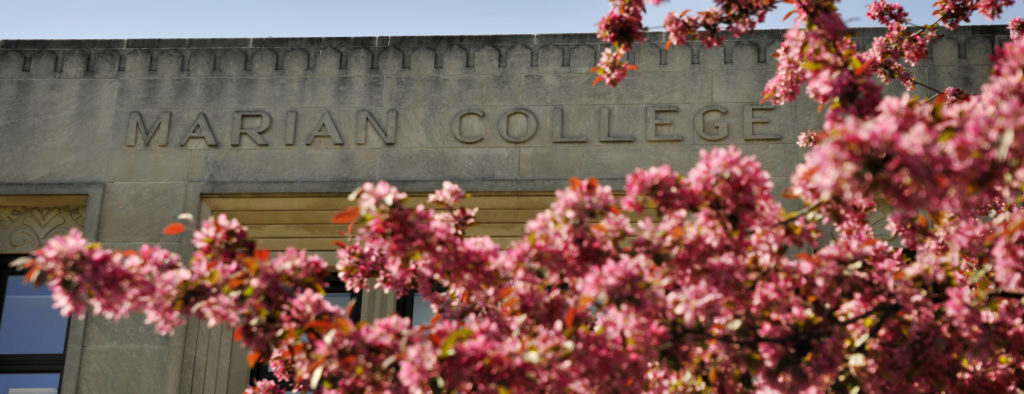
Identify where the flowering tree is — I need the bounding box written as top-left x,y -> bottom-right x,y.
16,1 -> 1024,392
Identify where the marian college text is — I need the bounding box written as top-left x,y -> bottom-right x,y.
126,103 -> 785,148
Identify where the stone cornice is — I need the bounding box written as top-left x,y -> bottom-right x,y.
0,26 -> 1009,78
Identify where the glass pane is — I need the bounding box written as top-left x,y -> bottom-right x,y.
410,294 -> 434,326
0,276 -> 68,354
0,373 -> 59,394
325,292 -> 353,312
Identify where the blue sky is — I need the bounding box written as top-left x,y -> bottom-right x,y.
1,0 -> 1021,39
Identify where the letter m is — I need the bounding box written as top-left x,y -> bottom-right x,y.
126,111 -> 170,147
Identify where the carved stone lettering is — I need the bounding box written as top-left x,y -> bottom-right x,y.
285,111 -> 297,146
695,105 -> 728,141
231,110 -> 271,146
645,105 -> 682,142
743,104 -> 781,141
178,112 -> 218,147
357,109 -> 397,145
451,109 -> 485,144
305,112 -> 344,145
126,111 -> 170,147
121,101 -> 785,148
551,107 -> 586,143
599,107 -> 634,142
497,108 -> 537,143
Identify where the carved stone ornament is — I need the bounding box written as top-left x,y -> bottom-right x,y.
0,205 -> 85,253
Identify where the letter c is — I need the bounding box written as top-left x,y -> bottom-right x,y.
451,109 -> 485,144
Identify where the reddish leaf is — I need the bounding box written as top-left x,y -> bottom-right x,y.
163,222 -> 186,235
253,249 -> 270,262
592,76 -> 602,86
347,220 -> 357,236
332,240 -> 348,248
565,307 -> 576,329
307,320 -> 335,331
226,278 -> 244,288
234,326 -> 243,341
332,206 -> 360,224
570,177 -> 582,189
247,351 -> 261,367
428,313 -> 442,328
121,250 -> 139,257
497,287 -> 515,300
783,8 -> 798,21
588,177 -> 599,188
242,257 -> 258,272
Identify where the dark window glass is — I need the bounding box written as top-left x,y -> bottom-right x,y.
0,276 -> 68,354
397,293 -> 436,327
410,294 -> 434,327
0,255 -> 67,391
0,372 -> 60,394
324,292 -> 353,312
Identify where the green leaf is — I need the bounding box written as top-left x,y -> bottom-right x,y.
801,61 -> 824,71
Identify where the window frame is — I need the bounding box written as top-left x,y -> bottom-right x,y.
0,254 -> 71,391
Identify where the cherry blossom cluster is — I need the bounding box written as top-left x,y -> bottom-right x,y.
17,2 -> 1024,392
596,0 -> 1017,121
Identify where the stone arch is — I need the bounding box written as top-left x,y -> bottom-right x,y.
61,50 -> 89,78
90,50 -> 120,77
507,44 -> 533,71
154,49 -> 184,76
966,36 -> 994,64
345,47 -> 373,74
729,40 -> 760,66
29,50 -> 59,77
124,49 -> 152,76
219,49 -> 247,74
569,44 -> 597,72
664,43 -> 692,70
634,43 -> 663,68
473,45 -> 500,73
930,36 -> 960,65
699,44 -> 725,66
378,47 -> 405,73
410,47 -> 437,74
441,44 -> 469,74
250,49 -> 278,74
187,49 -> 215,76
0,51 -> 26,77
313,47 -> 343,75
283,48 -> 310,74
537,44 -> 564,71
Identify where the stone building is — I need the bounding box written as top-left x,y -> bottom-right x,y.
0,26 -> 1007,393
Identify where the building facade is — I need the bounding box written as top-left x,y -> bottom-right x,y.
0,26 -> 1007,393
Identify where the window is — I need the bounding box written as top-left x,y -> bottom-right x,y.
396,293 -> 435,327
0,255 -> 69,394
